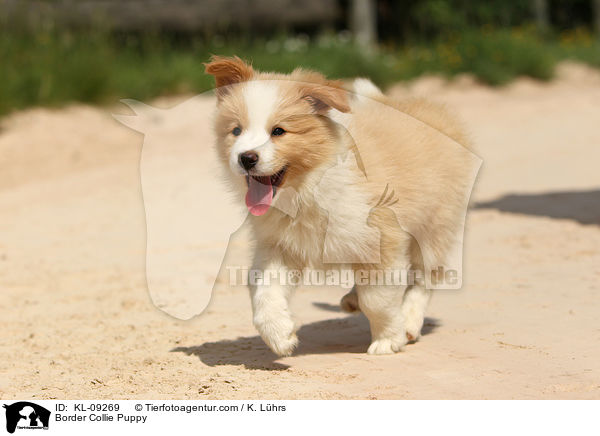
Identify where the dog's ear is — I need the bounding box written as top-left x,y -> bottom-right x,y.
302,82 -> 351,113
204,56 -> 254,99
291,69 -> 350,113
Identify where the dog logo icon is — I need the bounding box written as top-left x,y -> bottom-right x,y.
3,402 -> 50,434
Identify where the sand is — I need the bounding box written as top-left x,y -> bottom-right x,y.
1,62 -> 599,399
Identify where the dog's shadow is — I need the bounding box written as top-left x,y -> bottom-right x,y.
473,189 -> 600,225
172,304 -> 439,370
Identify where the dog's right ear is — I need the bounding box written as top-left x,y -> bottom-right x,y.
204,56 -> 254,100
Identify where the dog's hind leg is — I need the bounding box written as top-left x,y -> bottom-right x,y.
401,236 -> 433,342
402,284 -> 432,342
340,286 -> 361,313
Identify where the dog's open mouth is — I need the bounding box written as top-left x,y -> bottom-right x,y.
244,166 -> 288,216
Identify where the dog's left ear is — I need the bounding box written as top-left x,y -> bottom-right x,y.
204,56 -> 254,98
300,81 -> 351,113
291,68 -> 350,113
291,68 -> 349,113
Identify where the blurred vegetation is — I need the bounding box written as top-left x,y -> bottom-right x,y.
0,0 -> 599,116
376,0 -> 595,40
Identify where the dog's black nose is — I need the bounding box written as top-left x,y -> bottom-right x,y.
239,151 -> 259,170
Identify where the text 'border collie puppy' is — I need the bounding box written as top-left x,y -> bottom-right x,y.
205,56 -> 481,356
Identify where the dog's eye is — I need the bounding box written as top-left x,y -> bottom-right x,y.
232,127 -> 242,136
271,127 -> 285,136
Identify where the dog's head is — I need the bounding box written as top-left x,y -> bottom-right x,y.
205,56 -> 350,216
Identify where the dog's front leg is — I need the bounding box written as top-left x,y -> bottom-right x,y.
356,283 -> 409,354
249,250 -> 299,357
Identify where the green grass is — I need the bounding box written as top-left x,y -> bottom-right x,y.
1,27 -> 599,116
394,28 -> 556,85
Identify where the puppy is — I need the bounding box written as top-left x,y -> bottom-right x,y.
205,56 -> 477,355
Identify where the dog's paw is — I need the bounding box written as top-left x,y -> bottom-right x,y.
253,314 -> 298,357
264,332 -> 298,357
367,335 -> 407,355
340,289 -> 360,313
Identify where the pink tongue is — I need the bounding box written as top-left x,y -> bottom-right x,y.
245,176 -> 273,216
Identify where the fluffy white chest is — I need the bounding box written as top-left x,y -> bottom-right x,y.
267,160 -> 378,267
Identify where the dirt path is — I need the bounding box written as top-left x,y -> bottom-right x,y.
1,62 -> 599,399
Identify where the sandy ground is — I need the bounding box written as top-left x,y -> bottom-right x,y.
1,62 -> 599,399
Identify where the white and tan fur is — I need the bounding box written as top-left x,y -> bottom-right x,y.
206,56 -> 476,355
